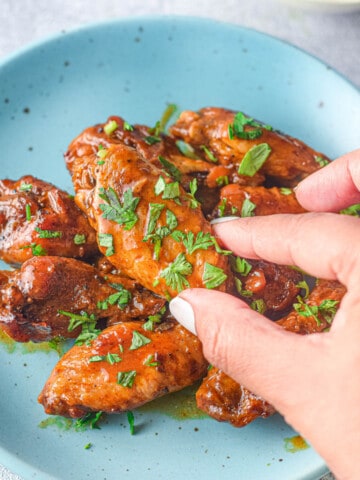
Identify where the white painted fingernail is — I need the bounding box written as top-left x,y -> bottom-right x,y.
169,297 -> 196,335
210,216 -> 239,225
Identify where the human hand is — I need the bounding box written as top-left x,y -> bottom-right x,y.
169,149 -> 360,480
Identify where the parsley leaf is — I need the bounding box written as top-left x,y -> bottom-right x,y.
160,253 -> 193,292
59,310 -> 100,346
103,120 -> 118,136
238,143 -> 271,176
98,232 -> 115,256
99,187 -> 140,230
186,178 -> 200,209
202,263 -> 227,289
127,411 -> 135,435
35,227 -> 62,239
129,331 -> 151,350
97,283 -> 132,310
201,145 -> 218,163
74,411 -> 103,431
19,243 -> 47,256
73,233 -> 86,245
117,370 -> 137,388
159,156 -> 182,182
340,203 -> 360,217
176,140 -> 199,159
231,257 -> 252,276
228,111 -> 269,140
241,198 -> 256,217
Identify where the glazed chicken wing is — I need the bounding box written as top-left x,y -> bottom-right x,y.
0,176 -> 98,265
38,319 -> 207,418
65,137 -> 231,298
0,256 -> 165,343
213,184 -> 306,219
196,278 -> 346,426
169,107 -> 327,187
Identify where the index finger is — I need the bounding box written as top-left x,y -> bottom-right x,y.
212,212 -> 360,288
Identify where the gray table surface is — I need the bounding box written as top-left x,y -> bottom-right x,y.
1,1 -> 359,479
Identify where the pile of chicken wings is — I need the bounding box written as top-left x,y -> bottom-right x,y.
0,107 -> 346,428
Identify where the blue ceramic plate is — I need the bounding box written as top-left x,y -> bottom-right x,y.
0,16 -> 359,480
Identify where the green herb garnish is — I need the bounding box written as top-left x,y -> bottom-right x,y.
25,204 -> 32,221
74,411 -> 103,431
74,233 -> 86,245
99,187 -> 140,230
315,155 -> 329,167
19,182 -> 33,192
160,253 -> 193,292
176,140 -> 199,159
117,370 -> 137,388
159,155 -> 182,182
143,354 -> 159,367
250,299 -> 267,314
127,411 -> 135,435
35,227 -> 62,239
231,257 -> 252,276
202,263 -> 227,289
123,121 -> 134,131
340,203 -> 360,217
19,243 -> 47,256
98,233 -> 115,257
293,296 -> 339,326
241,198 -> 256,217
201,145 -> 218,163
103,120 -> 118,136
97,283 -> 132,310
238,143 -> 271,177
59,310 -> 100,346
129,331 -> 151,350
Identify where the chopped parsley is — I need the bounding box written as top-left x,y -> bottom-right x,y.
218,198 -> 227,217
25,204 -> 32,221
241,197 -> 256,217
127,411 -> 135,435
315,155 -> 329,167
117,370 -> 137,388
103,119 -> 118,136
202,263 -> 227,289
98,232 -> 115,257
19,182 -> 33,192
123,121 -> 134,131
143,204 -> 178,260
97,144 -> 108,164
176,140 -> 199,159
250,298 -> 267,314
97,283 -> 132,310
201,145 -> 218,163
280,187 -> 292,196
186,178 -> 200,209
74,233 -> 86,245
293,296 -> 339,326
228,112 -> 272,140
130,330 -> 151,350
74,411 -> 103,431
143,306 -> 166,331
99,187 -> 140,230
238,143 -> 271,177
172,230 -> 230,256
231,256 -> 252,276
89,352 -> 122,364
296,280 -> 310,298
154,176 -> 180,201
59,310 -> 100,346
159,155 -> 182,182
143,354 -> 159,367
215,175 -> 229,187
234,277 -> 253,297
35,227 -> 62,239
145,135 -> 161,145
340,203 -> 360,217
160,253 -> 193,292
19,243 -> 47,256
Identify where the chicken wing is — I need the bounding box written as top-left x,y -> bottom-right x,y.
196,278 -> 346,426
169,107 -> 327,187
65,138 -> 231,298
0,176 -> 98,265
38,319 -> 207,418
0,256 -> 165,343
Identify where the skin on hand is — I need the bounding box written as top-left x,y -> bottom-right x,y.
170,149 -> 360,480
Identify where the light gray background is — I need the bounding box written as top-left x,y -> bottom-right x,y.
1,1 -> 359,479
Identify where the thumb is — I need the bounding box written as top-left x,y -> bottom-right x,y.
169,288 -> 323,414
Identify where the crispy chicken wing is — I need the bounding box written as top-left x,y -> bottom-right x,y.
38,319 -> 207,417
65,138 -> 231,298
0,176 -> 98,265
196,278 -> 346,426
0,256 -> 165,343
169,107 -> 327,187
